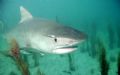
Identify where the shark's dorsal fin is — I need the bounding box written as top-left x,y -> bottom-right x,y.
20,6 -> 33,23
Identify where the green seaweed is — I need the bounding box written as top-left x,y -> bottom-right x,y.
37,69 -> 45,75
0,21 -> 3,34
97,39 -> 109,75
9,71 -> 17,75
89,22 -> 98,58
116,23 -> 120,48
32,54 -> 40,67
90,69 -> 95,75
63,53 -> 75,75
68,53 -> 75,72
107,23 -> 115,49
117,52 -> 120,75
63,53 -> 76,75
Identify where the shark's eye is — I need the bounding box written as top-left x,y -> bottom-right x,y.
47,35 -> 57,42
54,38 -> 57,42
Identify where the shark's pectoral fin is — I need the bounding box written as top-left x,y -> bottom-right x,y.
20,49 -> 32,55
20,47 -> 33,55
20,47 -> 45,56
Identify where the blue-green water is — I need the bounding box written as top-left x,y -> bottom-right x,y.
0,0 -> 120,75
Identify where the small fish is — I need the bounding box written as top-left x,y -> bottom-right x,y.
3,6 -> 87,54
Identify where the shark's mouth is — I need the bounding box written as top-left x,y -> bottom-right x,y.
52,40 -> 85,54
53,45 -> 78,54
60,45 -> 78,49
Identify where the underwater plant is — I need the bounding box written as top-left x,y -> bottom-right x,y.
15,57 -> 30,75
9,39 -> 30,75
9,71 -> 17,75
32,54 -> 40,67
62,53 -> 76,75
90,69 -> 95,75
107,23 -> 115,49
63,53 -> 75,75
97,39 -> 109,75
0,21 -> 4,34
37,68 -> 45,75
89,22 -> 98,58
117,52 -> 120,75
10,39 -> 45,75
116,23 -> 120,48
68,53 -> 75,72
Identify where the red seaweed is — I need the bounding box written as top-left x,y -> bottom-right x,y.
10,38 -> 30,75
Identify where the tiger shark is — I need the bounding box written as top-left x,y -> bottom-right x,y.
3,6 -> 87,54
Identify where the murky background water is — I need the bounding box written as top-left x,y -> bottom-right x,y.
0,0 -> 120,75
